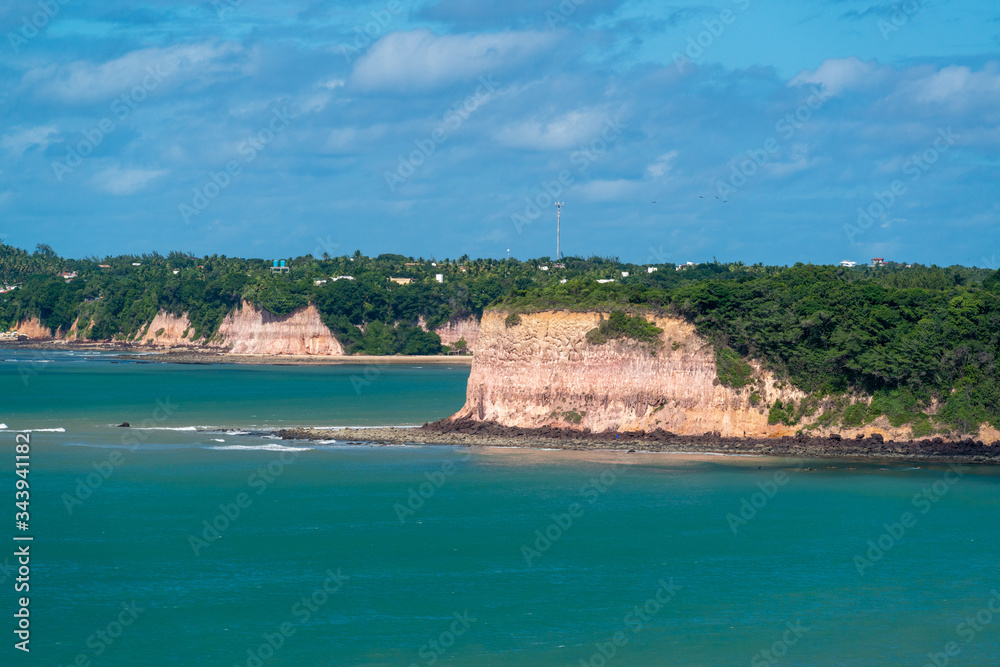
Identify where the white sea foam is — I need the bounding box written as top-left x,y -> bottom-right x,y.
131,426 -> 202,431
18,427 -> 66,432
205,444 -> 311,452
0,424 -> 6,429
211,439 -> 226,442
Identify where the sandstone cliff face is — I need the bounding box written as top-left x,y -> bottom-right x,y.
452,310 -> 960,441
135,311 -> 200,347
14,317 -> 54,340
433,317 -> 480,350
213,301 -> 344,356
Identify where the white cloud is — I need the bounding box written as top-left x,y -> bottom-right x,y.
351,29 -> 553,91
324,125 -> 388,153
646,151 -> 678,180
23,43 -> 241,103
790,56 -> 882,95
576,179 -> 641,202
494,109 -> 609,151
91,166 -> 167,195
898,63 -> 1000,105
0,125 -> 58,156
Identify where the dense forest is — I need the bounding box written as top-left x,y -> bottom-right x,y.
1,241 -> 715,354
499,264 -> 1000,436
3,242 -> 998,435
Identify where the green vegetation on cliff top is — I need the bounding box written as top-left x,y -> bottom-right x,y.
498,263 -> 1000,435
3,243 -> 998,433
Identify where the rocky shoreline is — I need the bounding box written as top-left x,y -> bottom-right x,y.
275,419 -> 1000,465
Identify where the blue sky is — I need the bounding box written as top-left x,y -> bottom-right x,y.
1,0 -> 997,265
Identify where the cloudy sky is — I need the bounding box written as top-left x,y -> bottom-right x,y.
1,0 -> 997,265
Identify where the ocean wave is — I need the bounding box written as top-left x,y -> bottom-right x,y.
204,444 -> 312,452
130,426 -> 203,431
211,439 -> 226,442
18,427 -> 66,432
0,424 -> 6,429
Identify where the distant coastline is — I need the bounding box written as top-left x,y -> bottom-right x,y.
0,341 -> 473,365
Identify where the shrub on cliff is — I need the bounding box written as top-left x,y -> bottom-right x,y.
505,313 -> 521,327
715,346 -> 754,389
585,311 -> 662,348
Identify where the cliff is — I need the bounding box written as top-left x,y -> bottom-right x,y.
451,310 -> 993,442
14,317 -> 53,340
212,301 -> 344,356
136,311 -> 201,347
14,303 -> 345,357
429,316 -> 480,349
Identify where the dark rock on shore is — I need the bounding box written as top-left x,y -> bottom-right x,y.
272,419 -> 1000,465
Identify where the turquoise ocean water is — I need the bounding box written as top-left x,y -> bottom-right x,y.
1,349 -> 999,665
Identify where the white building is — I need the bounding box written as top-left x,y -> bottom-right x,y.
621,271 -> 629,278
435,274 -> 444,283
839,260 -> 857,267
647,267 -> 658,273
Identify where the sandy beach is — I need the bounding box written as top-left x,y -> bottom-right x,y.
0,341 -> 473,365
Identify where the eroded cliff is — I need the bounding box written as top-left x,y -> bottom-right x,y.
212,301 -> 344,356
16,303 -> 345,356
451,310 -> 973,441
432,316 -> 480,350
136,311 -> 201,347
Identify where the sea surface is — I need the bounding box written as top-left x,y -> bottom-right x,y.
1,348 -> 998,666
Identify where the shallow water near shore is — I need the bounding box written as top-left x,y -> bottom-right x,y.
3,350 -> 1000,665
